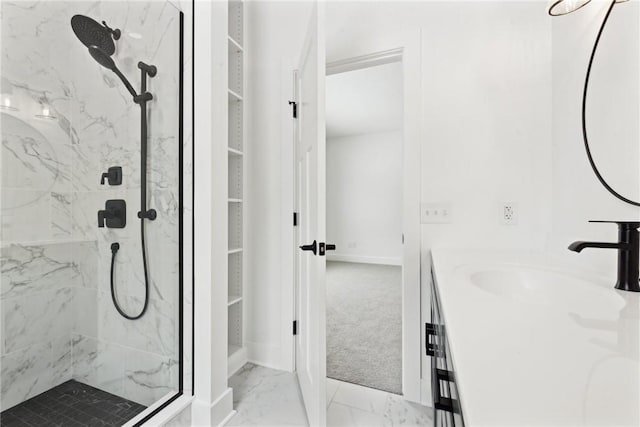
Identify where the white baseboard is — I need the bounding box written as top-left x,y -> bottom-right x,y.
191,387 -> 234,427
246,341 -> 285,371
421,378 -> 432,407
326,253 -> 402,266
228,346 -> 248,378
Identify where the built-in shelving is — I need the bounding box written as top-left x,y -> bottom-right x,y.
228,89 -> 243,102
228,295 -> 243,306
227,0 -> 246,378
228,35 -> 243,53
228,0 -> 243,47
228,344 -> 241,358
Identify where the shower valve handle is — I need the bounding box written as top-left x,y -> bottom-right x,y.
100,166 -> 122,185
98,200 -> 126,228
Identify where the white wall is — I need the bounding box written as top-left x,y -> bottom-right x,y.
245,1 -> 313,370
327,131 -> 403,265
325,0 -> 553,403
550,0 -> 640,277
247,0 -> 640,384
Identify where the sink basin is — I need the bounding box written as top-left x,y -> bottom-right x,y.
468,266 -> 625,314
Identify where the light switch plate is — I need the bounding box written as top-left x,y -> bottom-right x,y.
421,202 -> 452,224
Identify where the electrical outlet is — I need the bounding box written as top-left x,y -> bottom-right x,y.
421,202 -> 452,224
502,203 -> 518,225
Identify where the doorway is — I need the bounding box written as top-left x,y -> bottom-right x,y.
291,32 -> 423,425
325,60 -> 404,394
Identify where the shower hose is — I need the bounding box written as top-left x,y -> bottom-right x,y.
109,218 -> 150,320
582,0 -> 640,207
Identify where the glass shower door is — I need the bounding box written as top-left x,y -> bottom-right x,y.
0,1 -> 184,424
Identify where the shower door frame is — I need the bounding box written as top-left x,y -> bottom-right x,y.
126,3 -> 193,425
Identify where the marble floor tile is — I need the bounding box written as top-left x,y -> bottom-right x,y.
327,402 -> 386,427
331,380 -> 393,414
331,380 -> 433,427
226,365 -> 433,427
326,378 -> 340,407
227,363 -> 308,427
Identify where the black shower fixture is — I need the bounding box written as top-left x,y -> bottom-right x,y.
72,14 -> 157,320
71,14 -> 118,55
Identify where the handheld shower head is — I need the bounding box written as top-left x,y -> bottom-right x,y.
87,45 -> 137,98
88,45 -> 116,71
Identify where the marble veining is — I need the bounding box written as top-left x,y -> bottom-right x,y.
1,0 -> 184,412
2,287 -> 73,354
228,363 -> 309,427
1,242 -> 77,299
0,338 -> 73,412
227,364 -> 433,427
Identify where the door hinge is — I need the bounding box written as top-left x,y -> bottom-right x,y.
402,233 -> 405,244
288,100 -> 297,118
293,320 -> 297,335
293,212 -> 298,226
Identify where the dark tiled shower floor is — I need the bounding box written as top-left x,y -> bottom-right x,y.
0,380 -> 146,427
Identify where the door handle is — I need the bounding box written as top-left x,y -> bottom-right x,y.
300,240 -> 317,255
318,243 -> 336,256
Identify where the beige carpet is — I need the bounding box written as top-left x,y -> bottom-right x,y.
326,261 -> 402,394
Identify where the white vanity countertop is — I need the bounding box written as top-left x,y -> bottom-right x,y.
431,249 -> 640,426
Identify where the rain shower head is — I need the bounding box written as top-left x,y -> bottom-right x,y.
71,14 -> 157,104
72,15 -> 137,99
71,15 -> 118,56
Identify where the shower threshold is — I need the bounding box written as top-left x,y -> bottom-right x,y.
0,380 -> 146,427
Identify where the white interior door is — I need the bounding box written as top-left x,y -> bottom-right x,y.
294,3 -> 326,426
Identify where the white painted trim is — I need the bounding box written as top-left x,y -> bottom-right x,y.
247,341 -> 285,371
192,2 -> 235,426
228,346 -> 248,378
279,59 -> 297,373
326,254 -> 402,266
421,377 -> 432,409
219,408 -> 238,427
122,393 -> 188,427
399,28 -> 423,405
140,395 -> 194,427
192,388 -> 235,427
326,48 -> 403,75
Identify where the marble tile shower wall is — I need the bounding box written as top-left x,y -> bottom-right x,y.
1,0 -> 181,411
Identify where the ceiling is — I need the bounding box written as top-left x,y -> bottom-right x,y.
326,61 -> 402,139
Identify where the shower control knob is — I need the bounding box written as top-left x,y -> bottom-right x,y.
100,166 -> 122,185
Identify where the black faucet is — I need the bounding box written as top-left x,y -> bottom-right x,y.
569,221 -> 640,292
